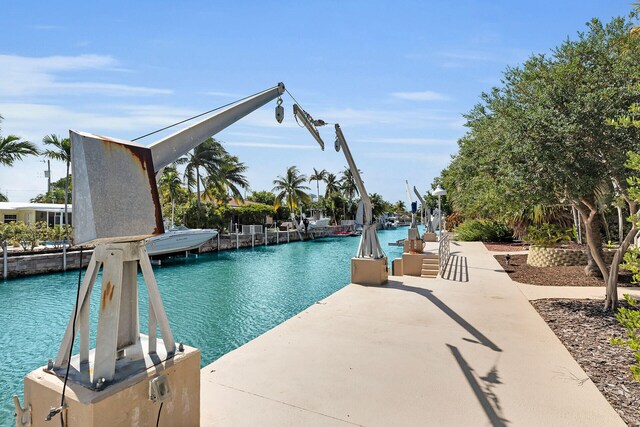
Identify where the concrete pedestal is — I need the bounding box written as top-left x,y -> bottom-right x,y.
351,257 -> 389,286
423,233 -> 437,242
23,337 -> 200,427
403,239 -> 424,253
392,258 -> 403,276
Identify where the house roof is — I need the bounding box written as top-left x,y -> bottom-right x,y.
0,202 -> 73,213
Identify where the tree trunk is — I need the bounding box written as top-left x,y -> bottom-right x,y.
582,211 -> 605,278
601,211 -> 611,244
605,202 -> 638,310
618,206 -> 624,245
576,201 -> 609,279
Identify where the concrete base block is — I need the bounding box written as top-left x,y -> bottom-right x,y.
402,253 -> 436,276
423,233 -> 437,242
23,339 -> 200,427
351,257 -> 389,286
403,239 -> 424,253
392,258 -> 403,276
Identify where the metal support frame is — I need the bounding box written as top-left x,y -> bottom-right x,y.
54,241 -> 175,383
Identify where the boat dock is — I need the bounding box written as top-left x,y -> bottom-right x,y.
200,241 -> 630,426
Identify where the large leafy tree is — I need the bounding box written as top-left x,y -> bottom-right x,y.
42,134 -> 71,233
439,15 -> 640,309
0,115 -> 39,166
272,166 -> 310,213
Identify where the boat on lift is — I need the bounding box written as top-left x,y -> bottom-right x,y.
145,225 -> 217,256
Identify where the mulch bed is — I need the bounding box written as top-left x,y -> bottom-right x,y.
483,242 -> 529,252
494,254 -> 637,287
531,299 -> 640,426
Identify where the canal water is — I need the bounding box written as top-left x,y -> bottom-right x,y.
0,227 -> 409,423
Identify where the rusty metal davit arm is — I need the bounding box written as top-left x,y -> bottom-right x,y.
72,83 -> 286,245
57,83 -> 287,385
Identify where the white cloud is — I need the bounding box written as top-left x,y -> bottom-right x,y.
0,54 -> 172,97
0,103 -> 200,144
391,91 -> 450,101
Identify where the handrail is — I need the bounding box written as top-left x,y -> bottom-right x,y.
438,232 -> 450,276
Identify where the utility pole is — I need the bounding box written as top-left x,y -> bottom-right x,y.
42,160 -> 51,194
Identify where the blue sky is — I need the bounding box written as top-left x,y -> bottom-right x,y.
1,1 -> 635,203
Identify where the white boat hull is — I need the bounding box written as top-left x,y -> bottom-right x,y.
146,229 -> 217,256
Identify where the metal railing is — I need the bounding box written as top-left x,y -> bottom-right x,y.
438,232 -> 450,276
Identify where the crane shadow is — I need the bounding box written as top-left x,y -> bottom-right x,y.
447,344 -> 508,426
385,281 -> 502,352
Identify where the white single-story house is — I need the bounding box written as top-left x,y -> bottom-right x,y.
0,202 -> 72,226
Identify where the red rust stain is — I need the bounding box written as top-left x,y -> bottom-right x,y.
101,281 -> 112,310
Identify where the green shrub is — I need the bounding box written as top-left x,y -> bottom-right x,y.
526,223 -> 573,247
611,294 -> 640,382
455,219 -> 512,242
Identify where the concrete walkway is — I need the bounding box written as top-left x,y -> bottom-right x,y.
200,241 -> 624,426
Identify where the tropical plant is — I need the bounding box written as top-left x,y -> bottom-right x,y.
0,115 -> 39,166
309,168 -> 327,201
181,138 -> 227,209
323,173 -> 341,223
42,134 -> 71,239
248,191 -> 276,205
159,166 -> 185,227
610,294 -> 640,382
340,167 -> 359,212
0,192 -> 8,202
272,166 -> 310,212
204,154 -> 249,200
393,201 -> 406,213
526,223 -> 573,247
455,219 -> 513,242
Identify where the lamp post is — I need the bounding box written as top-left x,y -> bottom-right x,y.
433,186 -> 447,235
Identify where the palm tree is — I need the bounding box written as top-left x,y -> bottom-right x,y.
205,154 -> 249,201
0,115 -> 39,166
324,173 -> 341,223
159,166 -> 183,227
272,166 -> 310,212
340,167 -> 360,219
0,192 -> 7,202
393,200 -> 406,213
42,134 -> 71,232
182,138 -> 226,209
309,168 -> 327,201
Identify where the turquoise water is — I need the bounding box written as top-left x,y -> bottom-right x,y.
0,227 -> 408,423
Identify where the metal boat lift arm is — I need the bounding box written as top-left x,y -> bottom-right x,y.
334,124 -> 385,259
293,103 -> 384,259
150,83 -> 285,172
71,83 -> 286,245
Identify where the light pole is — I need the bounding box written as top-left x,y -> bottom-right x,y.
433,186 -> 447,235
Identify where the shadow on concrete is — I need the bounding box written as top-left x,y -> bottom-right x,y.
443,255 -> 469,282
386,281 -> 502,352
447,344 -> 508,427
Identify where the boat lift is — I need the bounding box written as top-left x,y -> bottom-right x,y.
293,105 -> 385,260
19,84 -> 292,425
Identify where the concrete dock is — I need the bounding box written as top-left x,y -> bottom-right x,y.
200,241 -> 627,426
